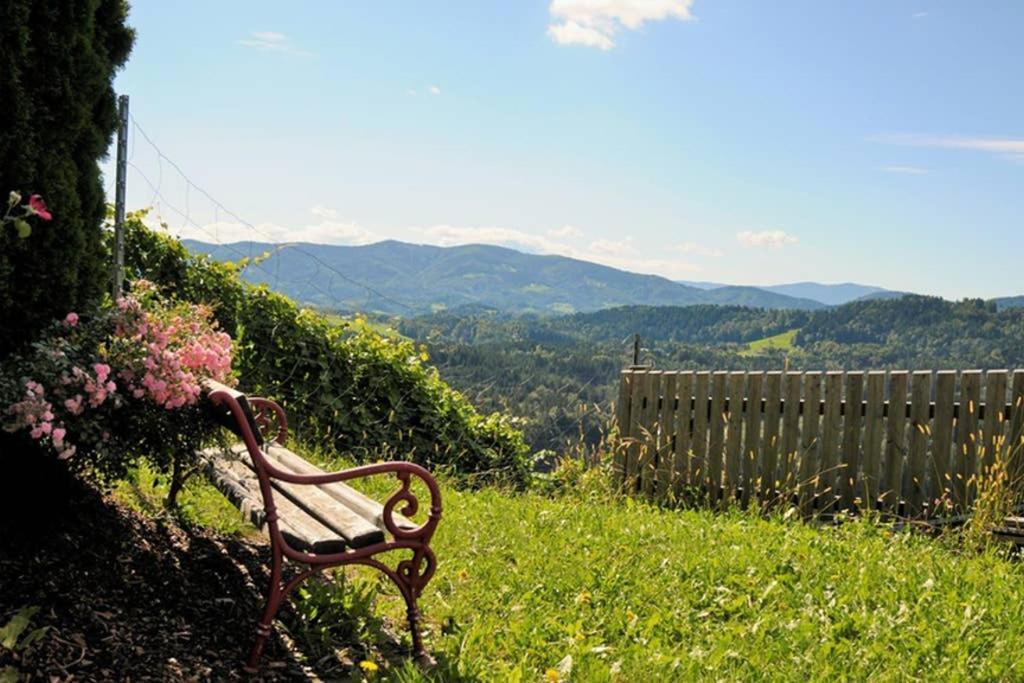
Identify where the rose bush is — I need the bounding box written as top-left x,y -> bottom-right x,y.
1,280 -> 234,505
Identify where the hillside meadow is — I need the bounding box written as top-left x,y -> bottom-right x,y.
119,455 -> 1024,682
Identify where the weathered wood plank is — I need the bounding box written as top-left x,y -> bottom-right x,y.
780,372 -> 803,501
625,369 -> 648,492
906,371 -> 932,516
706,371 -> 728,502
639,371 -> 663,496
201,449 -> 347,554
690,372 -> 711,490
880,371 -> 908,514
742,371 -> 764,508
839,372 -> 863,511
760,372 -> 783,501
672,371 -> 694,496
931,371 -> 956,514
957,370 -> 982,510
1010,370 -> 1024,481
798,372 -> 822,515
818,371 -> 843,511
724,371 -> 746,504
613,371 -> 632,482
656,372 -> 677,501
264,444 -> 414,531
862,372 -> 886,509
982,370 -> 1008,485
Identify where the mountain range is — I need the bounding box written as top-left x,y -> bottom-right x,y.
183,239 -> 1019,315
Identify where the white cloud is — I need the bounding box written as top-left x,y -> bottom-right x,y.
912,11 -> 929,18
588,237 -> 636,256
148,207 -> 376,246
547,21 -> 616,50
429,85 -> 442,96
547,0 -> 695,50
674,241 -> 724,257
237,31 -> 313,57
882,165 -> 930,174
407,88 -> 417,96
547,224 -> 584,238
874,133 -> 1024,163
736,230 -> 799,249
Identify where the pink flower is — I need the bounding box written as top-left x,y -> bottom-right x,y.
64,312 -> 79,327
52,427 -> 66,447
93,363 -> 111,382
58,445 -> 76,460
28,194 -> 52,221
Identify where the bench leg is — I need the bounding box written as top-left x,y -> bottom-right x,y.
244,545 -> 285,674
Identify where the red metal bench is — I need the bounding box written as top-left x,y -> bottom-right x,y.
199,380 -> 442,673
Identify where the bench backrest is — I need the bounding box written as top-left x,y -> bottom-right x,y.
203,379 -> 264,447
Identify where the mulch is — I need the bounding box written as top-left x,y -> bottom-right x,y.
0,464 -> 365,681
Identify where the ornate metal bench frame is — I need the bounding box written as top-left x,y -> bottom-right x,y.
206,385 -> 442,673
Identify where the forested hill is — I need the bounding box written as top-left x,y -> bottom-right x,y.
395,295 -> 1024,452
183,239 -> 826,314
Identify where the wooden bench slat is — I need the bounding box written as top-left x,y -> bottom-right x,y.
201,449 -> 347,554
265,444 -> 417,531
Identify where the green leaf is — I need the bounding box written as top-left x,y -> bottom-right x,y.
13,218 -> 30,239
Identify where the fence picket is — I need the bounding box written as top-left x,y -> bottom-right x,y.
1010,370 -> 1024,481
742,372 -> 764,508
958,371 -> 981,509
880,371 -> 908,514
839,372 -> 863,510
707,372 -> 728,503
907,371 -> 932,516
725,372 -> 745,504
760,372 -> 783,502
656,372 -> 677,501
673,372 -> 694,496
819,372 -> 843,512
780,372 -> 803,501
690,372 -> 711,491
798,372 -> 822,515
862,372 -> 886,510
639,371 -> 662,496
614,371 -> 632,483
931,371 -> 956,513
625,369 -> 648,492
982,370 -> 1008,484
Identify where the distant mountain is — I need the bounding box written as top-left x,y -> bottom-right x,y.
759,282 -> 890,306
677,280 -> 897,306
701,285 -> 825,310
184,239 -> 825,315
993,296 -> 1024,310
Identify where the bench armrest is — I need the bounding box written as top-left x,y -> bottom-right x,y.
261,460 -> 442,542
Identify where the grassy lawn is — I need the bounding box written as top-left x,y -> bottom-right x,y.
119,462 -> 1024,681
741,328 -> 799,357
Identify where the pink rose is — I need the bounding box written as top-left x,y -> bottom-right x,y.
28,194 -> 52,221
64,312 -> 79,327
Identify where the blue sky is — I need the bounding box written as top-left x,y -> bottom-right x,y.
105,1 -> 1024,299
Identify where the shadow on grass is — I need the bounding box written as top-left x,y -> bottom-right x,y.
0,453 -> 455,680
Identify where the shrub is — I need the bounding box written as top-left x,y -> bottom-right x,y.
0,0 -> 134,355
1,281 -> 232,502
119,213 -> 531,485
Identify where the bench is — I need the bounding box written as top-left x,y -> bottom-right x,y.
198,380 -> 442,673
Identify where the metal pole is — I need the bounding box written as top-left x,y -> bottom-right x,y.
633,333 -> 641,366
112,94 -> 128,298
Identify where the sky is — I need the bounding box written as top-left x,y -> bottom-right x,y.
104,1 -> 1024,299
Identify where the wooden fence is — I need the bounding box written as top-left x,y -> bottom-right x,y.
614,369 -> 1024,518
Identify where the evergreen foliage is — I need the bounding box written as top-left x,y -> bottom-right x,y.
0,0 -> 134,355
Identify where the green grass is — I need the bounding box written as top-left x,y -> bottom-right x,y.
741,328 -> 799,356
120,458 -> 1024,681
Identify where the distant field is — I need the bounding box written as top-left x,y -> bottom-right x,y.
741,328 -> 798,356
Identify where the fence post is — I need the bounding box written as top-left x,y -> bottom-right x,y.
111,94 -> 129,298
